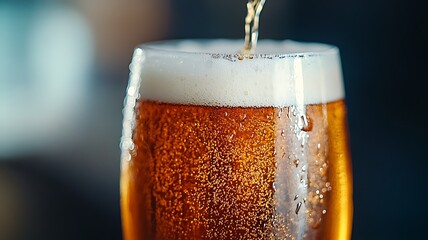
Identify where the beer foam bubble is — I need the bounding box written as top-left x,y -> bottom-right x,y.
131,40 -> 344,107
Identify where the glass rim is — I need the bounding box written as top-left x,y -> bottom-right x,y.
135,39 -> 339,59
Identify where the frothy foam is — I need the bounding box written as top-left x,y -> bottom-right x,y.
130,40 -> 344,107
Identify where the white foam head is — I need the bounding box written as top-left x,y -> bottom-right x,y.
129,39 -> 344,107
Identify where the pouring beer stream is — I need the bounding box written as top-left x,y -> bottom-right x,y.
242,0 -> 266,54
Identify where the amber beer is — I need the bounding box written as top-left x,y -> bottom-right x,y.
121,40 -> 353,240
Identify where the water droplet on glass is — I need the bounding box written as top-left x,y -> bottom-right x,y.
297,114 -> 313,131
297,115 -> 304,129
120,140 -> 130,150
295,202 -> 302,214
127,86 -> 136,96
322,209 -> 327,215
294,159 -> 300,167
277,108 -> 283,118
294,195 -> 299,201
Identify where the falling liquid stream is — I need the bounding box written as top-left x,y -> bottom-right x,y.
241,0 -> 266,54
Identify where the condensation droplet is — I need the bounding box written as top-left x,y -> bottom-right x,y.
301,115 -> 313,132
127,86 -> 136,96
316,143 -> 321,155
322,209 -> 327,215
120,140 -> 130,150
293,159 -> 300,167
277,108 -> 283,118
129,142 -> 135,151
295,202 -> 302,214
294,195 -> 299,201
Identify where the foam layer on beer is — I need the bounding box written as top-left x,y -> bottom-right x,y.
134,40 -> 344,107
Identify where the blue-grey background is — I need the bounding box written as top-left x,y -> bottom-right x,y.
1,0 -> 426,239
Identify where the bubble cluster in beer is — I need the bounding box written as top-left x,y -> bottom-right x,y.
121,100 -> 352,239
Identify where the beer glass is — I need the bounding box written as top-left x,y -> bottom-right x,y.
120,40 -> 353,240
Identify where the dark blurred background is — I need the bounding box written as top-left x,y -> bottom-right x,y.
0,0 -> 426,239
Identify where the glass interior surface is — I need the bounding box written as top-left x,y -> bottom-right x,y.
120,39 -> 353,240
